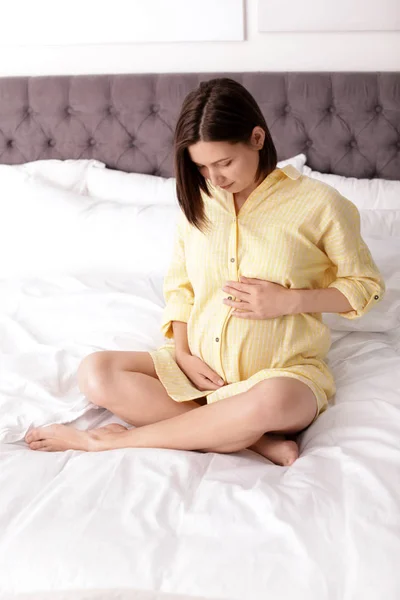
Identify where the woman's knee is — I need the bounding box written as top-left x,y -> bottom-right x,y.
247,378 -> 316,430
77,351 -> 115,406
245,379 -> 302,422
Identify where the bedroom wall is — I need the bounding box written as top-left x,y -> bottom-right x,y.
0,0 -> 399,76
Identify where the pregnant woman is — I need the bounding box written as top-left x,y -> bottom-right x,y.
26,78 -> 384,465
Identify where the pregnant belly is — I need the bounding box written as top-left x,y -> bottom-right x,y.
188,309 -> 330,382
222,316 -> 292,377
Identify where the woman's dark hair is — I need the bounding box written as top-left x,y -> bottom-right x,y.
174,78 -> 277,229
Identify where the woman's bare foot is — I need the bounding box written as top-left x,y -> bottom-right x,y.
25,423 -> 128,452
25,424 -> 298,465
249,433 -> 299,466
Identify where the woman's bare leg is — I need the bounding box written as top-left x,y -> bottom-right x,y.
26,376 -> 316,464
77,351 -> 201,425
76,351 -> 298,464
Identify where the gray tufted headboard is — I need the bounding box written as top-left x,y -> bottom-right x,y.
0,72 -> 399,180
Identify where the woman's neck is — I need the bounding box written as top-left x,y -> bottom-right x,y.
234,170 -> 269,212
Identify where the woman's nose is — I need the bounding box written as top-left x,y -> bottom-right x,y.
209,169 -> 222,186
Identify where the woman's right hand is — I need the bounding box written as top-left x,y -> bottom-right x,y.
176,351 -> 225,391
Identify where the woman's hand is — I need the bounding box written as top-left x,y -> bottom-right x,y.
222,276 -> 295,320
176,351 -> 225,391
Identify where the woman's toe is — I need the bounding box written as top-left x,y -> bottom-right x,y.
26,424 -> 92,452
29,440 -> 49,451
25,428 -> 45,443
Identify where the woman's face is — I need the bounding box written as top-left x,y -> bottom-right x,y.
188,126 -> 266,196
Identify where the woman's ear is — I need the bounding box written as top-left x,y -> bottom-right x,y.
251,126 -> 266,150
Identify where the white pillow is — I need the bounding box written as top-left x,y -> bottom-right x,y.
303,165 -> 400,210
323,235 -> 400,333
85,155 -> 307,205
0,166 -> 178,279
3,162 -> 394,333
87,168 -> 178,206
11,159 -> 105,194
0,154 -> 305,279
360,209 -> 400,238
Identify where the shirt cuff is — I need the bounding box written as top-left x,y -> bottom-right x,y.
328,279 -> 382,319
161,303 -> 193,338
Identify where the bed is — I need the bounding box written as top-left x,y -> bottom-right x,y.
0,72 -> 399,600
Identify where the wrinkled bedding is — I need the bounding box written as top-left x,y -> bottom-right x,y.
0,273 -> 399,599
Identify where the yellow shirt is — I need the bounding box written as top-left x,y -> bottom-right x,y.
150,165 -> 385,415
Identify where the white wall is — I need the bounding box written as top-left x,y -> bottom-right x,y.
0,0 -> 399,77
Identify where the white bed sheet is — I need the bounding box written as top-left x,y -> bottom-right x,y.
0,274 -> 399,600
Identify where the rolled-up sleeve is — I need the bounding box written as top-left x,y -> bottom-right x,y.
161,213 -> 194,338
322,196 -> 385,319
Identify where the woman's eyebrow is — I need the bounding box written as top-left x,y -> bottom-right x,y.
194,157 -> 231,167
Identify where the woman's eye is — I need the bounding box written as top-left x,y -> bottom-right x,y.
222,161 -> 232,167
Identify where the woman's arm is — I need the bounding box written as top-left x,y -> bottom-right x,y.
172,320 -> 225,389
223,278 -> 356,319
290,197 -> 384,318
161,214 -> 194,338
317,197 -> 385,319
172,321 -> 191,357
289,287 -> 354,315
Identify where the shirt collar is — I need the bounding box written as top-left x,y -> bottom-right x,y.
279,164 -> 302,180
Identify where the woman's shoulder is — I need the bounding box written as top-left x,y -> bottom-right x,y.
272,167 -> 360,232
296,169 -> 342,198
295,171 -> 357,212
271,165 -> 345,207
294,174 -> 361,234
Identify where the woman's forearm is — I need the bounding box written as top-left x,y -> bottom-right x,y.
172,321 -> 191,357
290,288 -> 354,315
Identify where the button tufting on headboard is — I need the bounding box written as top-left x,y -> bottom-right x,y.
0,72 -> 399,179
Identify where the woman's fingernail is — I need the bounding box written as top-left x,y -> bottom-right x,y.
218,379 -> 224,385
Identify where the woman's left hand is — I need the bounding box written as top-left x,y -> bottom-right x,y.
222,276 -> 295,320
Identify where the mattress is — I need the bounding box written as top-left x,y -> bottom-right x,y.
0,272 -> 399,599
